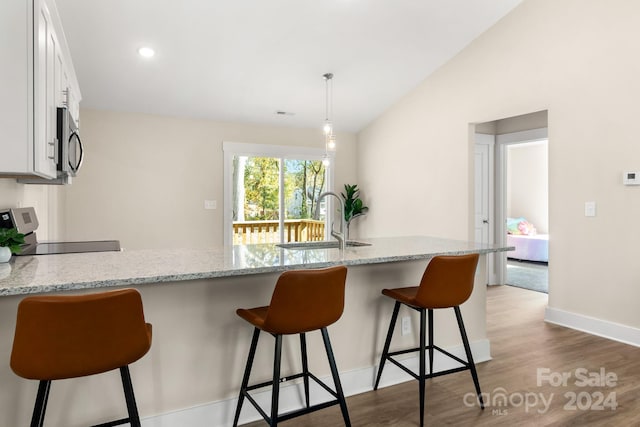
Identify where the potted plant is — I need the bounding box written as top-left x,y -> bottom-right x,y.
341,184 -> 369,240
0,227 -> 25,262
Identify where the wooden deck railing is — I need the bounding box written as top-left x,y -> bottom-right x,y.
232,219 -> 325,245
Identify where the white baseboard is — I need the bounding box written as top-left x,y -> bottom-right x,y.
142,339 -> 491,427
545,306 -> 640,348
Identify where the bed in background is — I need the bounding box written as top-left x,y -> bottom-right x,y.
506,217 -> 548,263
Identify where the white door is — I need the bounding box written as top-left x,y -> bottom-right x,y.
474,134 -> 496,283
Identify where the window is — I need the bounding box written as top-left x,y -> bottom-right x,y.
223,142 -> 334,245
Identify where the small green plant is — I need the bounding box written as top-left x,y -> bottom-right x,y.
0,227 -> 25,254
341,184 -> 369,239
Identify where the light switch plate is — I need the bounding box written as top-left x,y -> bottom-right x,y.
204,200 -> 217,210
585,201 -> 596,217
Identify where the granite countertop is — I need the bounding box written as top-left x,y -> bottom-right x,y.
0,236 -> 512,296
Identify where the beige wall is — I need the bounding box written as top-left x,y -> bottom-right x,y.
64,109 -> 358,249
0,180 -> 66,241
507,142 -> 548,234
357,0 -> 640,328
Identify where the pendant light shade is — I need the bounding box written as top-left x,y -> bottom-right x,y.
322,73 -> 336,157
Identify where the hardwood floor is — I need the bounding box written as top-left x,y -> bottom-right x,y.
242,285 -> 640,426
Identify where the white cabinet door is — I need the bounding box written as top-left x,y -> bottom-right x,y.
0,0 -> 31,174
0,0 -> 80,180
33,0 -> 58,178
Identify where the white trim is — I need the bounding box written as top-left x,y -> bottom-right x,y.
141,339 -> 491,427
495,142 -> 507,284
278,158 -> 285,242
545,307 -> 640,348
474,134 -> 495,284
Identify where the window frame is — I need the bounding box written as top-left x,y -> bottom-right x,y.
223,141 -> 334,246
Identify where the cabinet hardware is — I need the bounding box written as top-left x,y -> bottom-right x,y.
47,139 -> 58,163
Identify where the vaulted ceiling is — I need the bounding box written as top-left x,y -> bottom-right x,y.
56,0 -> 522,132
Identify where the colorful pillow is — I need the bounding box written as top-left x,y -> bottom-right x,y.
507,217 -> 525,234
507,217 -> 537,235
518,220 -> 537,235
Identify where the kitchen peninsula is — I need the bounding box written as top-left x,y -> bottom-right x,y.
0,236 -> 511,426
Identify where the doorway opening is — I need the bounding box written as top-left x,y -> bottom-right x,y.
474,110 -> 549,293
503,138 -> 548,293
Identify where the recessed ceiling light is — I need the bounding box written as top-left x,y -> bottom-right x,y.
137,47 -> 155,58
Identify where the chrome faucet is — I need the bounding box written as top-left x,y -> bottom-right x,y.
316,191 -> 347,251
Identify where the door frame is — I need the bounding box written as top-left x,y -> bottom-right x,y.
474,134 -> 496,284
495,128 -> 548,283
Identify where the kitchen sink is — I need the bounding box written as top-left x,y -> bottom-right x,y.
276,240 -> 372,249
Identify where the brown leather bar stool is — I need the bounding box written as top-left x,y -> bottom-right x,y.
10,288 -> 152,427
233,265 -> 351,427
373,254 -> 484,427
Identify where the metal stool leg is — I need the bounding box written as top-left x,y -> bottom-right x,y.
300,333 -> 310,408
233,327 -> 261,427
419,309 -> 426,427
120,366 -> 141,427
30,380 -> 51,427
428,309 -> 434,375
321,328 -> 351,427
374,301 -> 401,389
454,306 -> 484,409
270,334 -> 283,427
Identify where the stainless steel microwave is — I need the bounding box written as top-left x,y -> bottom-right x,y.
17,107 -> 83,185
57,106 -> 83,177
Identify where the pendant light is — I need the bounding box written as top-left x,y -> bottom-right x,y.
322,73 -> 336,166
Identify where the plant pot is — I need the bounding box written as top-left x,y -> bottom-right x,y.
0,246 -> 11,263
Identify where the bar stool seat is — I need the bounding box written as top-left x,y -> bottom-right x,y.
373,254 -> 484,427
10,288 -> 152,427
233,265 -> 351,427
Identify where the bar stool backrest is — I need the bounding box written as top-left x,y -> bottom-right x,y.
415,254 -> 479,308
263,266 -> 347,334
11,288 -> 152,381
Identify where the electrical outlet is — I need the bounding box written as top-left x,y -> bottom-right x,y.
401,316 -> 411,336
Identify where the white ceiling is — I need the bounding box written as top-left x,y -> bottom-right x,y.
55,0 -> 522,133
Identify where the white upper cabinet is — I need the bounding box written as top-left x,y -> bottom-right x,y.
0,0 -> 81,179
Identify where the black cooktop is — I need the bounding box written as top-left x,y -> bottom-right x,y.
16,240 -> 121,256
